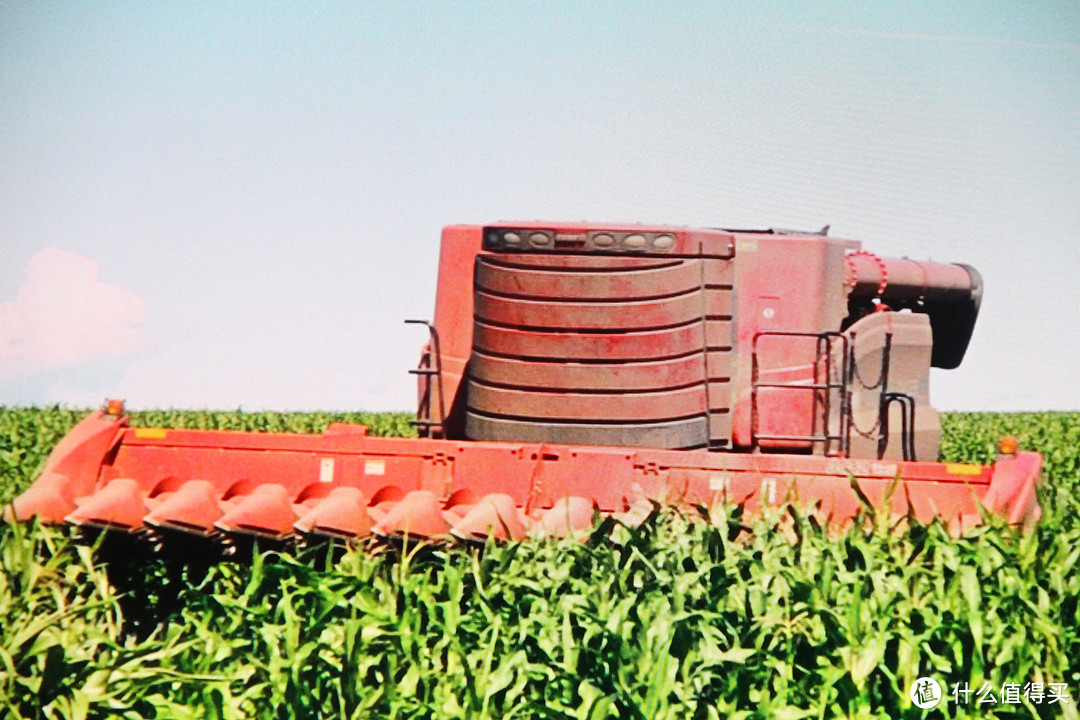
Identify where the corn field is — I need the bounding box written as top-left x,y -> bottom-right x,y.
1,407 -> 1078,719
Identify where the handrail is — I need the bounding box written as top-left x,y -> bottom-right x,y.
750,331 -> 850,456
405,320 -> 447,438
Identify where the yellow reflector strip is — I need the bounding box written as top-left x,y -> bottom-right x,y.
134,428 -> 168,440
944,463 -> 983,476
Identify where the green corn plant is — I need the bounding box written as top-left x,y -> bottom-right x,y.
0,407 -> 1078,718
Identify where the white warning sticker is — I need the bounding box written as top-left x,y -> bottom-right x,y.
761,477 -> 777,504
708,473 -> 730,492
319,458 -> 335,483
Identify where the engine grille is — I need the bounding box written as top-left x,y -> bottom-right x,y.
464,253 -> 734,449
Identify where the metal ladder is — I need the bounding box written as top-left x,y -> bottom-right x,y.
750,331 -> 851,456
405,320 -> 446,438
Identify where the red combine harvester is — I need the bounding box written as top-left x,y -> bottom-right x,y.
12,223 -> 1041,550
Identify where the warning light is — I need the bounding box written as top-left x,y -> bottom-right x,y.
105,399 -> 125,417
998,435 -> 1019,456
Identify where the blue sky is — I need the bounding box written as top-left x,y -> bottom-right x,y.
2,2 -> 1078,411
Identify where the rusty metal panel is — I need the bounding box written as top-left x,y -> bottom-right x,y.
706,380 -> 731,408
466,249 -> 735,449
464,413 -> 710,449
728,234 -> 849,448
472,322 -> 728,361
467,383 -> 707,421
476,256 -> 733,298
476,257 -> 703,300
470,352 -> 716,391
704,322 -> 733,350
473,289 -> 730,331
708,410 -> 732,444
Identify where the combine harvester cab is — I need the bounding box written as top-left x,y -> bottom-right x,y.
11,224 -> 1042,551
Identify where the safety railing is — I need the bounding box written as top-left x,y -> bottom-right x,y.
750,331 -> 850,456
405,319 -> 446,438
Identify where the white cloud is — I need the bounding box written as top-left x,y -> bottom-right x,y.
0,248 -> 145,381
